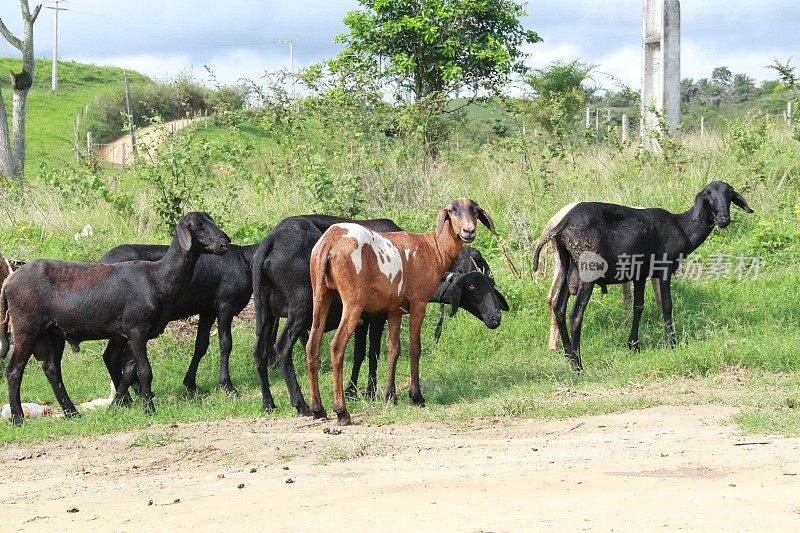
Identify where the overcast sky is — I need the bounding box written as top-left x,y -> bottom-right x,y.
0,1 -> 796,91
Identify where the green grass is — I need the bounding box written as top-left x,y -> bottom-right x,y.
0,58 -> 151,175
0,61 -> 799,444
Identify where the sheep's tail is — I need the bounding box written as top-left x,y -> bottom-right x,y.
533,223 -> 564,272
533,203 -> 578,272
251,240 -> 273,365
0,276 -> 11,360
309,236 -> 333,295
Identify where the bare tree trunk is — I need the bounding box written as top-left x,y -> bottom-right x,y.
0,1 -> 41,180
0,95 -> 15,177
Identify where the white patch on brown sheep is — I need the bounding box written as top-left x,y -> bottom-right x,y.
336,223 -> 404,295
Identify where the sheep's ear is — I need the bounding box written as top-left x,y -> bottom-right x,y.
177,223 -> 193,251
475,255 -> 491,275
448,279 -> 463,317
477,206 -> 497,235
691,191 -> 706,221
495,288 -> 510,311
732,191 -> 754,213
436,208 -> 450,236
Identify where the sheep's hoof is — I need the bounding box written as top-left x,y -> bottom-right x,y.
182,380 -> 197,394
365,387 -> 377,400
311,404 -> 328,419
384,391 -> 398,405
64,409 -> 81,419
628,339 -> 640,352
221,384 -> 238,397
112,393 -> 134,408
143,398 -> 156,415
344,385 -> 358,400
262,401 -> 278,413
295,402 -> 312,417
335,409 -> 351,426
410,391 -> 426,407
10,413 -> 24,426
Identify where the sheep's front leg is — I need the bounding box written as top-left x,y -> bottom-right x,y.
347,323 -> 369,399
384,312 -> 402,403
127,331 -> 155,414
627,279 -> 646,352
366,318 -> 385,399
658,278 -> 676,348
216,304 -> 238,395
183,313 -> 214,394
408,301 -> 427,407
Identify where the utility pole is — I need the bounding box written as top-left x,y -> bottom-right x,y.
641,0 -> 681,153
279,39 -> 298,99
46,0 -> 68,94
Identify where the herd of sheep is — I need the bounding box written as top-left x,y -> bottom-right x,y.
0,180 -> 752,425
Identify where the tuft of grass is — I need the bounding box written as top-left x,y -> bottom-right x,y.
317,436 -> 386,465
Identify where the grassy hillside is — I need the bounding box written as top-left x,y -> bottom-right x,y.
0,58 -> 150,176
0,62 -> 799,444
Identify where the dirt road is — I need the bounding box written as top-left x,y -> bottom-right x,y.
2,405 -> 799,531
97,117 -> 199,165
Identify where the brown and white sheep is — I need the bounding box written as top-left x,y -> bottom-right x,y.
305,199 -> 496,425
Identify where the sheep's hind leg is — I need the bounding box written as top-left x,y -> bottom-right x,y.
41,336 -> 79,418
6,335 -> 34,426
328,304 -> 363,426
568,281 -> 595,373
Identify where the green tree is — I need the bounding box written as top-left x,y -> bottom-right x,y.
732,73 -> 756,99
333,0 -> 541,151
524,59 -> 595,134
767,57 -> 796,89
711,66 -> 733,86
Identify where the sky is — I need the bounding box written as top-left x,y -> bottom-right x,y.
0,1 -> 796,92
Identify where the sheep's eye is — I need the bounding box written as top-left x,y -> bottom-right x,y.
468,284 -> 476,291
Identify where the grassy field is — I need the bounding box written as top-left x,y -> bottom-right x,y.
0,62 -> 799,445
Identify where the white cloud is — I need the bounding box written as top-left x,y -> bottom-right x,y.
523,42 -> 583,69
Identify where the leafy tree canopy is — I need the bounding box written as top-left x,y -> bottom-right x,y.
333,0 -> 542,101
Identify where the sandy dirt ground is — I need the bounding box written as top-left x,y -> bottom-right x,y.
2,405 -> 800,532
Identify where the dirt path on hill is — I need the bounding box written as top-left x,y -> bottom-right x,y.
2,404 -> 800,531
97,117 -> 200,165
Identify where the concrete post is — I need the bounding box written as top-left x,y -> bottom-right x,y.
641,0 -> 681,152
585,106 -> 590,129
622,114 -> 629,141
700,116 -> 705,135
86,131 -> 92,153
595,109 -> 599,130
